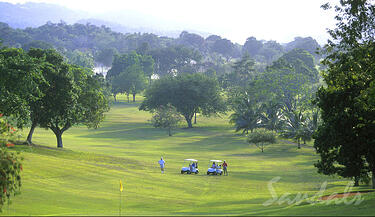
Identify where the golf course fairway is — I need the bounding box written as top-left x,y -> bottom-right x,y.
3,97 -> 375,216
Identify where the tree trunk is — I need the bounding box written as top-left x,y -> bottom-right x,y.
354,176 -> 359,187
56,132 -> 63,148
194,112 -> 197,124
297,139 -> 301,149
168,127 -> 172,136
185,116 -> 193,128
133,93 -> 136,102
127,93 -> 130,103
372,169 -> 375,189
114,94 -> 117,102
261,144 -> 264,152
26,121 -> 37,145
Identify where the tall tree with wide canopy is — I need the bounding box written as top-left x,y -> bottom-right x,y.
140,73 -> 226,128
26,49 -> 109,147
314,0 -> 375,188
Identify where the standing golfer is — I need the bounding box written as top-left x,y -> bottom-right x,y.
158,157 -> 165,174
222,160 -> 228,176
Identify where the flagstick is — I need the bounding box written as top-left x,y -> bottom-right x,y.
119,190 -> 122,216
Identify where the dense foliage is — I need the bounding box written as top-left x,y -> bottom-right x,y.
0,48 -> 45,127
314,0 -> 375,188
228,47 -> 320,149
0,114 -> 22,212
0,21 -> 321,77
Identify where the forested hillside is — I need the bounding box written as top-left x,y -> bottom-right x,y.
0,20 -> 321,76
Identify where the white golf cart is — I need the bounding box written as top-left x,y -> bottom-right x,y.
180,159 -> 199,174
207,160 -> 223,175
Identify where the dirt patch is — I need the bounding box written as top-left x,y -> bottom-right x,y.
320,190 -> 374,200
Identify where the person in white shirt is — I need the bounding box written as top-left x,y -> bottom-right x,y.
158,157 -> 165,174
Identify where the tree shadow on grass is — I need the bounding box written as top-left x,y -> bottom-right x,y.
78,122 -> 168,141
111,100 -> 142,107
16,143 -> 143,168
164,132 -> 248,153
230,141 -> 315,159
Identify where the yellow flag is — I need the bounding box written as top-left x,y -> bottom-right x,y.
120,180 -> 123,192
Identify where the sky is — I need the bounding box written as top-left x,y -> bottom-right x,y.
4,0 -> 338,45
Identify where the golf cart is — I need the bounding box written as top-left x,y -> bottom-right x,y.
207,160 -> 223,175
181,159 -> 199,174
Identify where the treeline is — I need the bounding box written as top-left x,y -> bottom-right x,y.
0,21 -> 321,75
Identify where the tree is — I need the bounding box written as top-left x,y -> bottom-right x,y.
141,54 -> 154,85
285,37 -> 321,59
229,89 -> 262,134
107,52 -> 148,102
281,109 -> 306,149
149,46 -> 202,77
178,31 -> 205,50
211,38 -> 235,60
0,47 -> 45,128
26,49 -> 109,148
95,48 -> 118,74
247,128 -> 276,152
123,64 -> 147,102
140,73 -> 226,128
314,0 -> 375,188
259,100 -> 283,132
243,36 -> 263,57
65,49 -> 94,69
151,104 -> 182,136
222,54 -> 255,89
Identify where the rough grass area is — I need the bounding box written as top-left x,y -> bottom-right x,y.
2,96 -> 374,216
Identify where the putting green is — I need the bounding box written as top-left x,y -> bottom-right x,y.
2,97 -> 375,216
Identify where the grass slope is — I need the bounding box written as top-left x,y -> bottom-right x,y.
2,97 -> 375,216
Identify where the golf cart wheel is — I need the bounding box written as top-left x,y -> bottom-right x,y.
181,171 -> 184,174
195,171 -> 198,174
220,172 -> 222,176
207,172 -> 210,175
187,171 -> 191,174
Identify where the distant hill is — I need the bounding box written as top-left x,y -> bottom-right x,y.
76,18 -> 181,38
0,2 -> 87,28
0,1 -> 211,38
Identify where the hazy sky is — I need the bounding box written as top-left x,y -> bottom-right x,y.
4,0 -> 338,45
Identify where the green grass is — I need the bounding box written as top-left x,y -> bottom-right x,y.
2,97 -> 375,216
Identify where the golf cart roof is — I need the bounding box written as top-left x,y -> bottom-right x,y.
184,159 -> 198,162
210,160 -> 222,163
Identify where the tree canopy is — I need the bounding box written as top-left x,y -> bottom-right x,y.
140,73 -> 226,128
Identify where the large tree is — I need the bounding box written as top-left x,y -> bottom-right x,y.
140,73 -> 226,128
314,0 -> 375,188
0,47 -> 45,127
26,49 -> 109,148
107,51 -> 148,102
